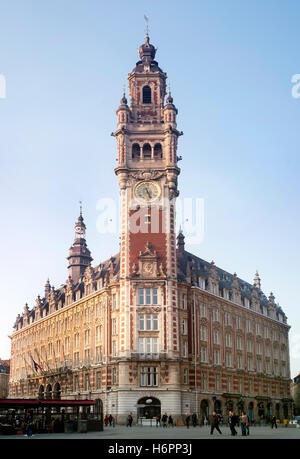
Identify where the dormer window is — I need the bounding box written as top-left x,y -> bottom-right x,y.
142,85 -> 152,104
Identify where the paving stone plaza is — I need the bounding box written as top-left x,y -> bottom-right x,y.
1,424 -> 300,440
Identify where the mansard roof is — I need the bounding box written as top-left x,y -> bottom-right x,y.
177,248 -> 287,320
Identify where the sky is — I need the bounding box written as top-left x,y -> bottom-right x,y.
0,0 -> 299,378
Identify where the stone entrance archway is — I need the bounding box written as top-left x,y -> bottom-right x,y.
53,382 -> 61,400
137,397 -> 161,419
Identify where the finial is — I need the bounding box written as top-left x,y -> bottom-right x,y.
254,270 -> 261,290
144,14 -> 149,38
79,201 -> 82,217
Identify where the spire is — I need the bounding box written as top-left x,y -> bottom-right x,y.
67,208 -> 93,284
45,279 -> 51,298
177,228 -> 185,253
138,20 -> 156,63
253,270 -> 261,290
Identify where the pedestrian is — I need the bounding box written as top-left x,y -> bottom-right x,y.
156,414 -> 161,427
246,413 -> 250,436
112,416 -> 116,428
271,416 -> 277,429
185,414 -> 191,429
203,416 -> 208,427
210,412 -> 222,435
228,411 -> 237,436
25,421 -> 33,437
168,415 -> 174,427
240,411 -> 247,436
192,413 -> 197,427
161,413 -> 168,428
104,415 -> 109,427
127,413 -> 133,427
108,414 -> 113,426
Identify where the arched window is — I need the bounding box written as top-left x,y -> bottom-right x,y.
154,143 -> 163,158
142,86 -> 152,104
132,143 -> 141,159
143,143 -> 151,159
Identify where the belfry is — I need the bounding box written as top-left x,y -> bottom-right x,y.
9,31 -> 292,425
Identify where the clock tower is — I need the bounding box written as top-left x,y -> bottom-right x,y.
113,31 -> 183,369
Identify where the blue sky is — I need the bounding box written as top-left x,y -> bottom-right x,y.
0,0 -> 299,378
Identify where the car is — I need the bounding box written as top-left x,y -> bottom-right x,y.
289,416 -> 300,425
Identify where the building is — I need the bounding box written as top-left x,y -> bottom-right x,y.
8,32 -> 293,424
293,373 -> 300,416
0,359 -> 10,398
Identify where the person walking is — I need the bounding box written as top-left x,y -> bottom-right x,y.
161,413 -> 168,428
210,412 -> 222,435
104,415 -> 109,427
228,411 -> 237,436
108,414 -> 113,426
168,415 -> 174,427
246,413 -> 250,436
240,411 -> 247,436
185,414 -> 191,429
156,414 -> 161,427
192,413 -> 197,427
127,413 -> 133,427
271,416 -> 277,429
25,421 -> 33,437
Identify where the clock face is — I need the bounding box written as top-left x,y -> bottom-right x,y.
135,181 -> 161,203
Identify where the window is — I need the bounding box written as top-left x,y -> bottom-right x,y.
96,371 -> 102,389
112,367 -> 117,385
215,374 -> 221,391
236,316 -> 241,330
198,278 -> 205,289
84,348 -> 90,362
266,359 -> 271,374
183,341 -> 188,357
84,329 -> 91,346
184,368 -> 189,384
74,375 -> 79,391
264,327 -> 269,339
84,374 -> 89,391
236,335 -> 243,350
213,349 -> 220,365
200,347 -> 207,362
112,293 -> 117,311
139,288 -> 158,306
200,325 -> 208,341
246,320 -> 252,333
227,375 -> 232,392
224,289 -> 230,300
246,339 -> 253,352
95,346 -> 102,363
182,319 -> 188,335
132,143 -> 141,159
201,372 -> 207,391
112,318 -> 117,335
199,303 -> 207,318
213,329 -> 220,345
237,354 -> 243,369
182,294 -> 187,310
256,323 -> 261,336
224,312 -> 231,326
282,363 -> 286,377
154,143 -> 163,159
225,333 -> 232,347
244,298 -> 250,308
73,351 -> 80,367
95,326 -> 101,343
112,341 -> 117,357
140,367 -> 158,387
226,351 -> 232,367
256,341 -> 262,354
139,314 -> 158,331
139,337 -> 159,355
143,143 -> 152,159
212,309 -> 219,322
142,85 -> 152,104
247,355 -> 253,371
